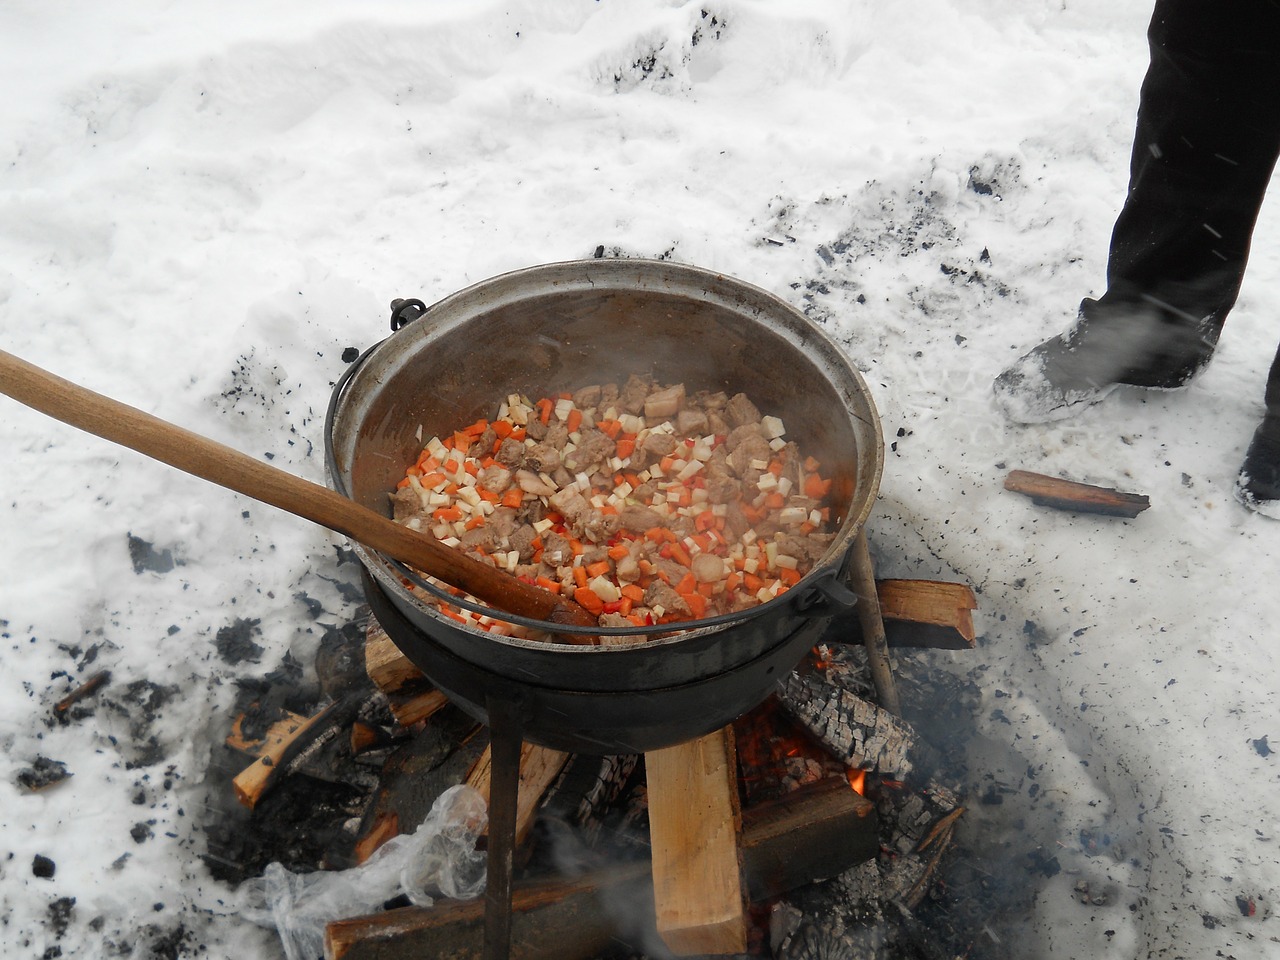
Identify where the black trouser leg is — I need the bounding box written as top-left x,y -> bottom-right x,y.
1096,0 -> 1280,380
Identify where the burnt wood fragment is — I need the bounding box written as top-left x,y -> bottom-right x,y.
1003,468 -> 1150,517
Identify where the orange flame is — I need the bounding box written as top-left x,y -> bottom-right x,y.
846,768 -> 867,796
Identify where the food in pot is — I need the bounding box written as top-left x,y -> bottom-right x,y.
389,375 -> 837,639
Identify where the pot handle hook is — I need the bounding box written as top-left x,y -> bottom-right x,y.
389,297 -> 430,331
793,567 -> 860,617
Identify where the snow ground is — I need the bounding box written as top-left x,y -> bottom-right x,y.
1,2 -> 1277,958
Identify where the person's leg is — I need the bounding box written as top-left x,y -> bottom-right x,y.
1236,347 -> 1280,511
1103,0 -> 1280,385
995,0 -> 1280,423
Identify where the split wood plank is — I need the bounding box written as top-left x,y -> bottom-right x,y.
645,726 -> 747,956
324,776 -> 876,960
1004,468 -> 1150,518
465,742 -> 571,847
877,579 -> 976,650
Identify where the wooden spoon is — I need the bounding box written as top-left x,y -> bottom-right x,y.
0,349 -> 599,639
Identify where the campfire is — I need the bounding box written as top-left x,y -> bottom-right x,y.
210,574 -> 977,960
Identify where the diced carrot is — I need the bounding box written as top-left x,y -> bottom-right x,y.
607,543 -> 631,561
803,455 -> 822,472
566,408 -> 583,434
697,581 -> 715,598
510,427 -> 526,441
724,572 -> 742,592
585,560 -> 611,579
621,583 -> 645,603
598,419 -> 622,439
573,587 -> 604,616
477,487 -> 501,504
778,566 -> 802,586
804,473 -> 832,499
536,576 -> 562,594
680,592 -> 708,619
618,597 -> 633,616
464,515 -> 485,530
501,488 -> 524,509
395,477 -> 411,489
669,542 -> 692,567
568,538 -> 584,557
659,455 -> 676,473
432,505 -> 463,522
694,510 -> 717,532
767,459 -> 784,476
764,492 -> 786,511
742,572 -> 764,592
616,437 -> 636,460
464,418 -> 488,437
573,566 -> 588,588
491,420 -> 514,439
536,398 -> 553,425
675,572 -> 697,595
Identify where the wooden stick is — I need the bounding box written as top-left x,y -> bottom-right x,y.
645,726 -> 747,956
876,579 -> 976,650
846,530 -> 903,716
232,696 -> 364,808
53,670 -> 111,715
1003,469 -> 1150,518
0,348 -> 598,636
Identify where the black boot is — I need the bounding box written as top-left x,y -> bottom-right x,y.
1236,417 -> 1280,515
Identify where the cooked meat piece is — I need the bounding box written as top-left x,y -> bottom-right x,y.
460,524 -> 502,552
726,434 -> 773,479
582,512 -> 621,544
675,408 -> 709,437
476,425 -> 498,455
723,501 -> 752,541
780,441 -> 804,491
706,410 -> 731,435
725,423 -> 764,452
524,440 -> 563,474
617,504 -> 670,533
580,544 -> 610,567
724,392 -> 762,428
644,581 -> 691,617
488,508 -> 519,538
495,438 -> 526,468
541,531 -> 574,565
524,417 -> 548,441
598,612 -> 637,630
776,532 -> 835,564
705,473 -> 742,506
599,382 -> 620,409
516,469 -> 558,497
644,383 -> 685,420
551,466 -> 575,490
614,552 -> 641,582
516,498 -> 547,526
641,431 -> 679,458
544,422 -> 570,449
549,487 -> 592,530
618,374 -> 652,415
629,480 -> 660,504
653,557 -> 692,586
574,384 -> 603,409
478,463 -> 513,491
390,486 -> 426,523
562,428 -> 615,473
509,523 -> 539,562
694,389 -> 729,412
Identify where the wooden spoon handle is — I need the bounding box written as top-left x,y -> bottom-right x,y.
0,349 -> 597,637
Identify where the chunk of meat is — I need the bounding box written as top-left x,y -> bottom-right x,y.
644,580 -> 691,617
644,383 -> 685,420
390,486 -> 426,523
562,428 -> 615,473
724,392 -> 762,428
495,438 -> 526,468
617,503 -> 671,534
618,374 -> 652,415
516,469 -> 558,497
726,433 -> 773,479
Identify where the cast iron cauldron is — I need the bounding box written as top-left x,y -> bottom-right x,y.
326,259 -> 884,754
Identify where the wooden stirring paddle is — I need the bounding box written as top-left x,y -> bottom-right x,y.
0,348 -> 598,640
